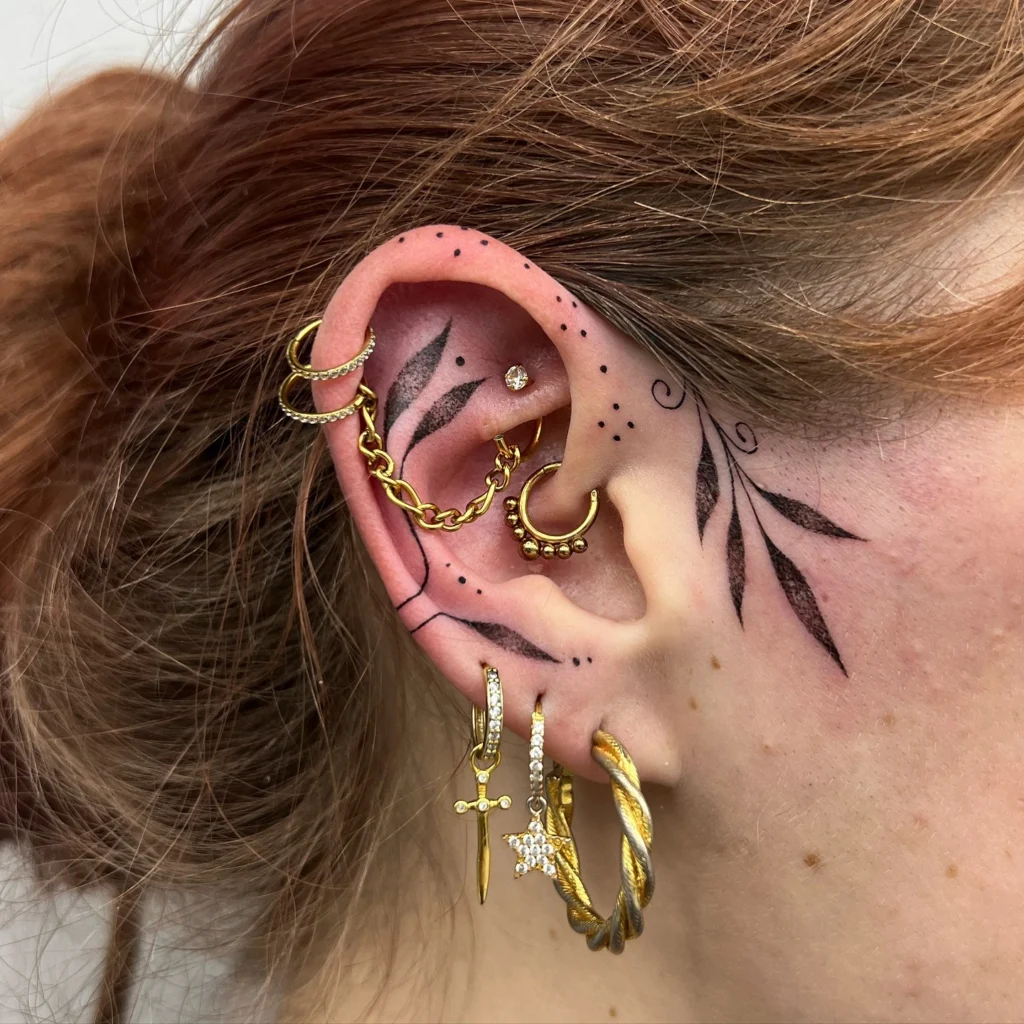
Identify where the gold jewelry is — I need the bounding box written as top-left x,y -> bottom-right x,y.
504,364 -> 530,392
287,320 -> 376,380
279,319 -> 545,531
454,665 -> 512,904
503,462 -> 599,560
502,698 -> 571,879
545,731 -> 654,954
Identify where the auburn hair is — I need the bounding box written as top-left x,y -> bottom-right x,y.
3,1 -> 1024,1019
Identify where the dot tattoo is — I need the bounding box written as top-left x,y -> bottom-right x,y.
613,403 -> 619,410
600,365 -> 607,373
458,576 -> 467,585
480,239 -> 489,246
454,248 -> 461,256
572,657 -> 580,666
613,434 -> 621,441
456,356 -> 465,366
436,231 -> 443,237
524,263 -> 531,269
598,421 -> 605,428
628,421 -> 634,429
580,330 -> 587,337
560,324 -> 567,331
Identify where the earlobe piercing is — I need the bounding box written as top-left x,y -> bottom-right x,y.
503,461 -> 600,560
454,665 -> 512,904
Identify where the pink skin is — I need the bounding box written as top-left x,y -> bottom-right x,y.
307,224 -> 1024,1021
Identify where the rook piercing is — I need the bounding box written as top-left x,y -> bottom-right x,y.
504,364 -> 531,392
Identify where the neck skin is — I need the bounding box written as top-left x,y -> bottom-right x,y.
314,732 -> 693,1024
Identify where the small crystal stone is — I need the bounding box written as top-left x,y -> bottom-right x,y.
515,862 -> 528,875
509,836 -> 521,849
525,854 -> 537,868
454,801 -> 468,813
476,771 -> 488,783
543,843 -> 554,855
529,759 -> 543,772
478,799 -> 489,812
544,863 -> 557,877
504,364 -> 530,392
529,820 -> 543,834
499,796 -> 512,809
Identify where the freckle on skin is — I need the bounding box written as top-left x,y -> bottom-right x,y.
882,713 -> 896,727
710,655 -> 721,669
609,1009 -> 617,1019
688,696 -> 699,710
804,852 -> 821,869
549,927 -> 558,940
763,743 -> 774,754
946,863 -> 959,878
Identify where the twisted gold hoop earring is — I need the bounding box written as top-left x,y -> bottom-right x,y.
278,320 -> 544,530
503,461 -> 600,560
544,730 -> 654,954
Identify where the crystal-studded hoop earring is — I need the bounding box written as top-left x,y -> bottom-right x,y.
502,698 -> 570,879
544,731 -> 654,954
503,462 -> 600,561
453,665 -> 512,904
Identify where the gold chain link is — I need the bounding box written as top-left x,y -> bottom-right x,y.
354,383 -> 538,532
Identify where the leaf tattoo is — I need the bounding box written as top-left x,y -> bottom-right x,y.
656,381 -> 863,674
753,485 -> 863,540
761,529 -> 846,675
726,499 -> 746,623
696,428 -> 720,542
383,318 -> 452,438
408,378 -> 485,452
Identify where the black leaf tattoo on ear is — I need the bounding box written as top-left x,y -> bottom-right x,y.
653,379 -> 864,674
384,318 -> 452,438
409,612 -> 560,662
407,378 -> 486,453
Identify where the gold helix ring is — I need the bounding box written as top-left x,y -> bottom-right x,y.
279,320 -> 544,532
544,731 -> 654,954
502,462 -> 600,560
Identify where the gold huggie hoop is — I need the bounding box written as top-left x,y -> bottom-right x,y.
503,461 -> 600,560
287,320 -> 376,380
278,320 -> 373,424
278,320 -> 543,525
545,730 -> 654,954
454,665 -> 512,903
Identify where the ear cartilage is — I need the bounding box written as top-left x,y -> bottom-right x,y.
504,462 -> 599,561
504,364 -> 531,392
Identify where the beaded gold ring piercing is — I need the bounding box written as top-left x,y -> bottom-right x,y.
544,731 -> 654,954
279,320 -> 545,531
503,698 -> 570,880
503,462 -> 599,560
454,665 -> 512,904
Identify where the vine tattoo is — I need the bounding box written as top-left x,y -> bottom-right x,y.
653,379 -> 863,674
384,318 -> 558,662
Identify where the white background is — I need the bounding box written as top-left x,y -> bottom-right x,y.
0,3 -> 270,1021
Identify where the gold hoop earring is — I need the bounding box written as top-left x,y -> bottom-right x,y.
545,731 -> 654,954
503,462 -> 599,560
279,319 -> 544,531
287,320 -> 376,380
454,665 -> 512,904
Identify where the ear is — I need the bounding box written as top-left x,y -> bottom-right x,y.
303,225 -> 695,784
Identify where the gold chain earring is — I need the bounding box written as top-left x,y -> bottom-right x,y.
503,462 -> 600,560
279,320 -> 543,531
545,732 -> 654,954
453,665 -> 512,904
502,698 -> 571,879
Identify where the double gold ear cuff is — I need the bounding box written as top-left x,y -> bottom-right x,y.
278,319 -> 601,547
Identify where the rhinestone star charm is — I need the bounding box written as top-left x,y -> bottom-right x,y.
503,818 -> 569,879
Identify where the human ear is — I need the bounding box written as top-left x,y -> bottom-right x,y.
303,224 -> 697,784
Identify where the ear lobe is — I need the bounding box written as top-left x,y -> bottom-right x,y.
304,225 -> 688,783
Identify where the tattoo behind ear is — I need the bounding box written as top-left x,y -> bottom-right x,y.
653,378 -> 864,675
